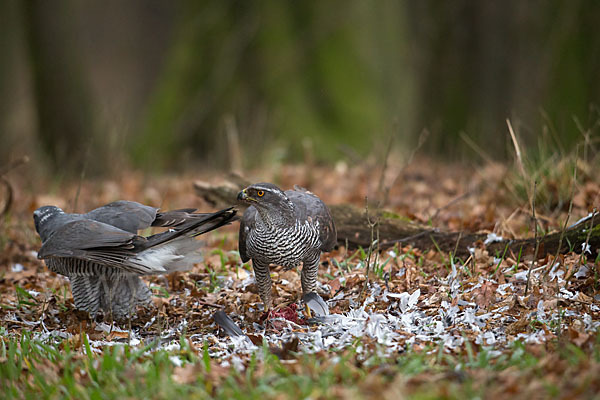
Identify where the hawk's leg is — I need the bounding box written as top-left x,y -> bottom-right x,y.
96,272 -> 152,320
301,251 -> 320,295
301,251 -> 321,317
70,275 -> 102,317
252,259 -> 273,310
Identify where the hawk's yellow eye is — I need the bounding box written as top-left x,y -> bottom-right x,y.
257,190 -> 265,197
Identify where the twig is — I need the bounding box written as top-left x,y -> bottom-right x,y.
376,134 -> 394,203
302,137 -> 315,186
360,197 -> 379,301
72,142 -> 91,213
566,209 -> 597,282
497,207 -> 520,239
225,114 -> 243,174
430,189 -> 477,222
0,177 -> 13,218
459,131 -> 494,165
38,293 -> 50,334
0,156 -> 29,218
197,300 -> 225,309
572,116 -> 591,165
525,181 -> 539,296
0,155 -> 30,177
336,144 -> 363,165
543,147 -> 578,281
380,229 -> 435,247
452,231 -> 463,262
507,119 -> 526,179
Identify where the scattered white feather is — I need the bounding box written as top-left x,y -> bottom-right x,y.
11,263 -> 24,272
568,212 -> 597,229
575,265 -> 589,279
483,233 -> 503,245
581,242 -> 592,254
169,356 -> 183,367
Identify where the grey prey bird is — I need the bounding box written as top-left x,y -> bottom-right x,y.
237,183 -> 336,312
33,201 -> 236,319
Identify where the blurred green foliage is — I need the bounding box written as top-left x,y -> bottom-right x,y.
134,1 -> 397,169
0,0 -> 599,174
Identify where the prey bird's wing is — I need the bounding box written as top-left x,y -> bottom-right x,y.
213,311 -> 245,337
302,292 -> 330,316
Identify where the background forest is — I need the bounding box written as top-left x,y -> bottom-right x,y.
1,0 -> 599,175
2,2 -> 600,398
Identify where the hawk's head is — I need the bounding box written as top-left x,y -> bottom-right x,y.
237,183 -> 292,212
33,205 -> 64,240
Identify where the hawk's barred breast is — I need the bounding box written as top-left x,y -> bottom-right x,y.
247,219 -> 321,268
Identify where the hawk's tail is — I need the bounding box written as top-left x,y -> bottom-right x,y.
70,274 -> 152,319
144,207 -> 237,249
127,207 -> 237,274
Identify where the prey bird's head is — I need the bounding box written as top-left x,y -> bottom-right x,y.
237,183 -> 292,212
33,205 -> 64,241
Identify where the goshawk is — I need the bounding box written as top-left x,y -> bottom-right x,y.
237,183 -> 336,311
33,200 -> 236,319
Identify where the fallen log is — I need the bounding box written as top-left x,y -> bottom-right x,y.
194,179 -> 600,259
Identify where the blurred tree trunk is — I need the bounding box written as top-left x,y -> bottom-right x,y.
406,0 -> 600,158
134,1 -> 391,170
0,1 -> 18,164
22,0 -> 100,174
132,1 -> 241,170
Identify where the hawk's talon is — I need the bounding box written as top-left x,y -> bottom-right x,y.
303,303 -> 313,319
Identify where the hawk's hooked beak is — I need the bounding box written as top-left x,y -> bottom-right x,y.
238,188 -> 258,202
237,189 -> 249,202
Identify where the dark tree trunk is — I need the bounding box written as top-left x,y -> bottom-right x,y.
23,0 -> 99,173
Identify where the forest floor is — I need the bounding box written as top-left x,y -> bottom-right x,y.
1,156 -> 599,399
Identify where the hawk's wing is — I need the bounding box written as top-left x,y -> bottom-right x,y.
37,219 -> 160,274
84,201 -> 158,234
238,206 -> 257,263
287,188 -> 337,252
86,200 -> 226,234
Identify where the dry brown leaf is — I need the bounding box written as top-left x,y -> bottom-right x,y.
473,280 -> 498,309
506,315 -> 529,335
107,331 -> 130,341
329,277 -> 342,294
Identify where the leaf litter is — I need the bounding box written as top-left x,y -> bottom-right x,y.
1,158 -> 599,396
